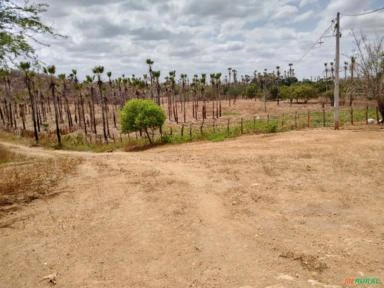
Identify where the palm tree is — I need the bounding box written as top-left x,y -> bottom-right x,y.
85,75 -> 97,133
350,56 -> 355,79
276,66 -> 281,105
0,69 -> 13,128
344,61 -> 348,79
146,59 -> 154,101
20,62 -> 39,143
58,74 -> 73,130
349,56 -> 356,106
232,69 -> 237,84
45,65 -> 61,145
288,63 -> 293,77
69,69 -> 87,135
152,71 -> 161,106
168,70 -> 178,123
68,69 -> 80,125
93,66 -> 108,142
263,69 -> 268,112
215,73 -> 222,117
105,71 -> 113,136
201,74 -> 207,120
180,73 -> 188,122
227,67 -> 232,86
210,73 -> 216,119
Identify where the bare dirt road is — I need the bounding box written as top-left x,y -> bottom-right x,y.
1,129 -> 383,288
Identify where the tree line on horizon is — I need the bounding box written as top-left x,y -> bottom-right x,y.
0,1 -> 383,147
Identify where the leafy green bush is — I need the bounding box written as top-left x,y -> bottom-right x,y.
280,83 -> 318,103
245,83 -> 259,98
280,85 -> 295,102
226,86 -> 244,97
120,99 -> 166,144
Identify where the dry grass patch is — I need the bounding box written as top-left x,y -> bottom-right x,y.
0,144 -> 24,164
0,150 -> 81,216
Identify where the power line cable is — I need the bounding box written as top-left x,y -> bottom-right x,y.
342,7 -> 384,17
294,21 -> 334,63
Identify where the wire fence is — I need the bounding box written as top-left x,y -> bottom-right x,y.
1,105 -> 382,147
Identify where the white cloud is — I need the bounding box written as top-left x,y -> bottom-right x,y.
299,0 -> 317,8
31,0 -> 384,80
294,10 -> 315,22
271,5 -> 299,20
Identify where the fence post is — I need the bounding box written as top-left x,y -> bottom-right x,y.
350,108 -> 354,125
200,122 -> 204,136
267,114 -> 270,123
189,124 -> 192,140
227,119 -> 230,136
281,113 -> 284,128
181,124 -> 184,137
322,109 -> 326,127
376,106 -> 379,123
365,105 -> 369,125
241,118 -> 243,134
253,116 -> 256,131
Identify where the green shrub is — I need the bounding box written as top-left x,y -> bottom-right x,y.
120,99 -> 166,144
265,122 -> 278,133
245,83 -> 259,98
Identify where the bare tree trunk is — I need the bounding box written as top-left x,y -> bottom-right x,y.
144,127 -> 153,144
0,106 -> 4,125
378,100 -> 384,121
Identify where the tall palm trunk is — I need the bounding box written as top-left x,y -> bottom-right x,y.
25,76 -> 39,143
4,77 -> 12,128
98,80 -> 108,142
50,76 -> 61,145
20,104 -> 26,130
378,99 -> 384,122
90,86 -> 97,134
62,82 -> 73,129
80,90 -> 87,135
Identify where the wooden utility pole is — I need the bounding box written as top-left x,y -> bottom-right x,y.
334,12 -> 340,129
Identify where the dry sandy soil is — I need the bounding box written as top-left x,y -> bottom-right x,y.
0,129 -> 383,288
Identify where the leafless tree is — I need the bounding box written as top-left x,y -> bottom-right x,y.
353,32 -> 384,119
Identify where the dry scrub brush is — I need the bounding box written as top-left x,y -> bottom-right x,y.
0,148 -> 81,215
0,144 -> 24,164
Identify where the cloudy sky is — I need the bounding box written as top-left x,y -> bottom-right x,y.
37,0 -> 384,80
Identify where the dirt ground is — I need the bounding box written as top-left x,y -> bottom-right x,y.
0,129 -> 383,288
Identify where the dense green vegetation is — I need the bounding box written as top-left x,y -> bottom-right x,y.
120,99 -> 166,144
